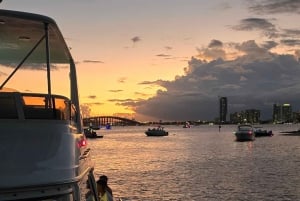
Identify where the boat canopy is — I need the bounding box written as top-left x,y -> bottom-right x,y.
0,9 -> 72,65
0,9 -> 81,131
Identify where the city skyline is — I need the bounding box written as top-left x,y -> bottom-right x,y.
1,1 -> 300,122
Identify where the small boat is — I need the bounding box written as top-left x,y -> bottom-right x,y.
105,123 -> 112,129
280,130 -> 300,136
0,9 -> 100,201
234,124 -> 255,141
84,128 -> 104,138
254,127 -> 273,137
183,121 -> 191,128
145,126 -> 168,136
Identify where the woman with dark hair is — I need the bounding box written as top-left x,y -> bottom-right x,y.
97,179 -> 113,201
99,175 -> 113,197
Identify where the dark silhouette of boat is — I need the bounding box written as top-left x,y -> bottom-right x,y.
254,127 -> 273,137
280,130 -> 300,136
84,128 -> 103,138
145,126 -> 168,136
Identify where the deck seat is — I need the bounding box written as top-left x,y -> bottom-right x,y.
24,107 -> 64,120
0,95 -> 18,119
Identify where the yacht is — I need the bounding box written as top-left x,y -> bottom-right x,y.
234,124 -> 255,141
0,9 -> 99,201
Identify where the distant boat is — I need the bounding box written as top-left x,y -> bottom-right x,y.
183,121 -> 191,128
145,126 -> 168,136
254,127 -> 273,137
105,123 -> 112,129
84,128 -> 104,138
234,124 -> 255,141
280,129 -> 300,136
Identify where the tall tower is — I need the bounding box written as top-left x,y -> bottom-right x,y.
273,103 -> 292,123
219,97 -> 227,123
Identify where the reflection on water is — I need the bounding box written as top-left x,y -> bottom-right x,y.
89,124 -> 300,201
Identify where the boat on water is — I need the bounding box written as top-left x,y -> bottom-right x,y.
84,128 -> 104,138
280,129 -> 300,136
105,123 -> 112,129
145,126 -> 168,136
0,9 -> 100,201
183,121 -> 191,128
254,127 -> 273,137
234,124 -> 255,141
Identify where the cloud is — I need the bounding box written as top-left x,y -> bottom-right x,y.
108,98 -> 136,102
196,39 -> 226,61
118,77 -> 127,83
135,91 -> 150,97
232,18 -> 278,39
132,40 -> 300,121
83,60 -> 104,63
281,29 -> 300,38
261,41 -> 278,49
156,54 -> 172,58
208,39 -> 223,48
131,36 -> 141,43
87,95 -> 97,99
280,39 -> 300,46
84,102 -> 103,106
249,0 -> 300,14
138,80 -> 165,86
109,89 -> 123,93
214,2 -> 232,10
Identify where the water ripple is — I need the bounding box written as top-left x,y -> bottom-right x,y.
89,125 -> 300,201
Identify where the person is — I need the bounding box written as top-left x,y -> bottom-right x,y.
99,175 -> 113,197
97,179 -> 113,201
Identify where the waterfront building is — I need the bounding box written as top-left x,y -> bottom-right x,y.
230,109 -> 260,124
245,109 -> 260,124
230,112 -> 241,124
292,111 -> 300,123
219,97 -> 227,123
273,103 -> 292,123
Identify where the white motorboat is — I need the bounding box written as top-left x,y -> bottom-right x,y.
0,9 -> 99,201
234,124 -> 255,141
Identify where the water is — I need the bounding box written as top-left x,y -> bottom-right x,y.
88,124 -> 300,201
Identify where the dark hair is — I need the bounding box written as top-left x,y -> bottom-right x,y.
97,178 -> 107,187
99,175 -> 108,182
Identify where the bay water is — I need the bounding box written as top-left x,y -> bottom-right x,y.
88,124 -> 300,201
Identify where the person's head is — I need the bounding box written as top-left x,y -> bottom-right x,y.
99,175 -> 108,183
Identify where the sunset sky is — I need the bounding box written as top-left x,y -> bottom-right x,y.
1,0 -> 300,122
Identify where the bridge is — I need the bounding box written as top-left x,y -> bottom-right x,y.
83,116 -> 144,127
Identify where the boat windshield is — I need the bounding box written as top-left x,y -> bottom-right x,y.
22,94 -> 70,120
238,126 -> 252,131
0,92 -> 77,121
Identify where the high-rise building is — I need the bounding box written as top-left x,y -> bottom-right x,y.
273,103 -> 292,123
245,109 -> 260,124
230,109 -> 260,124
219,97 -> 227,123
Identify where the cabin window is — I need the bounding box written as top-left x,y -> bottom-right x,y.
22,94 -> 69,120
0,95 -> 18,119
